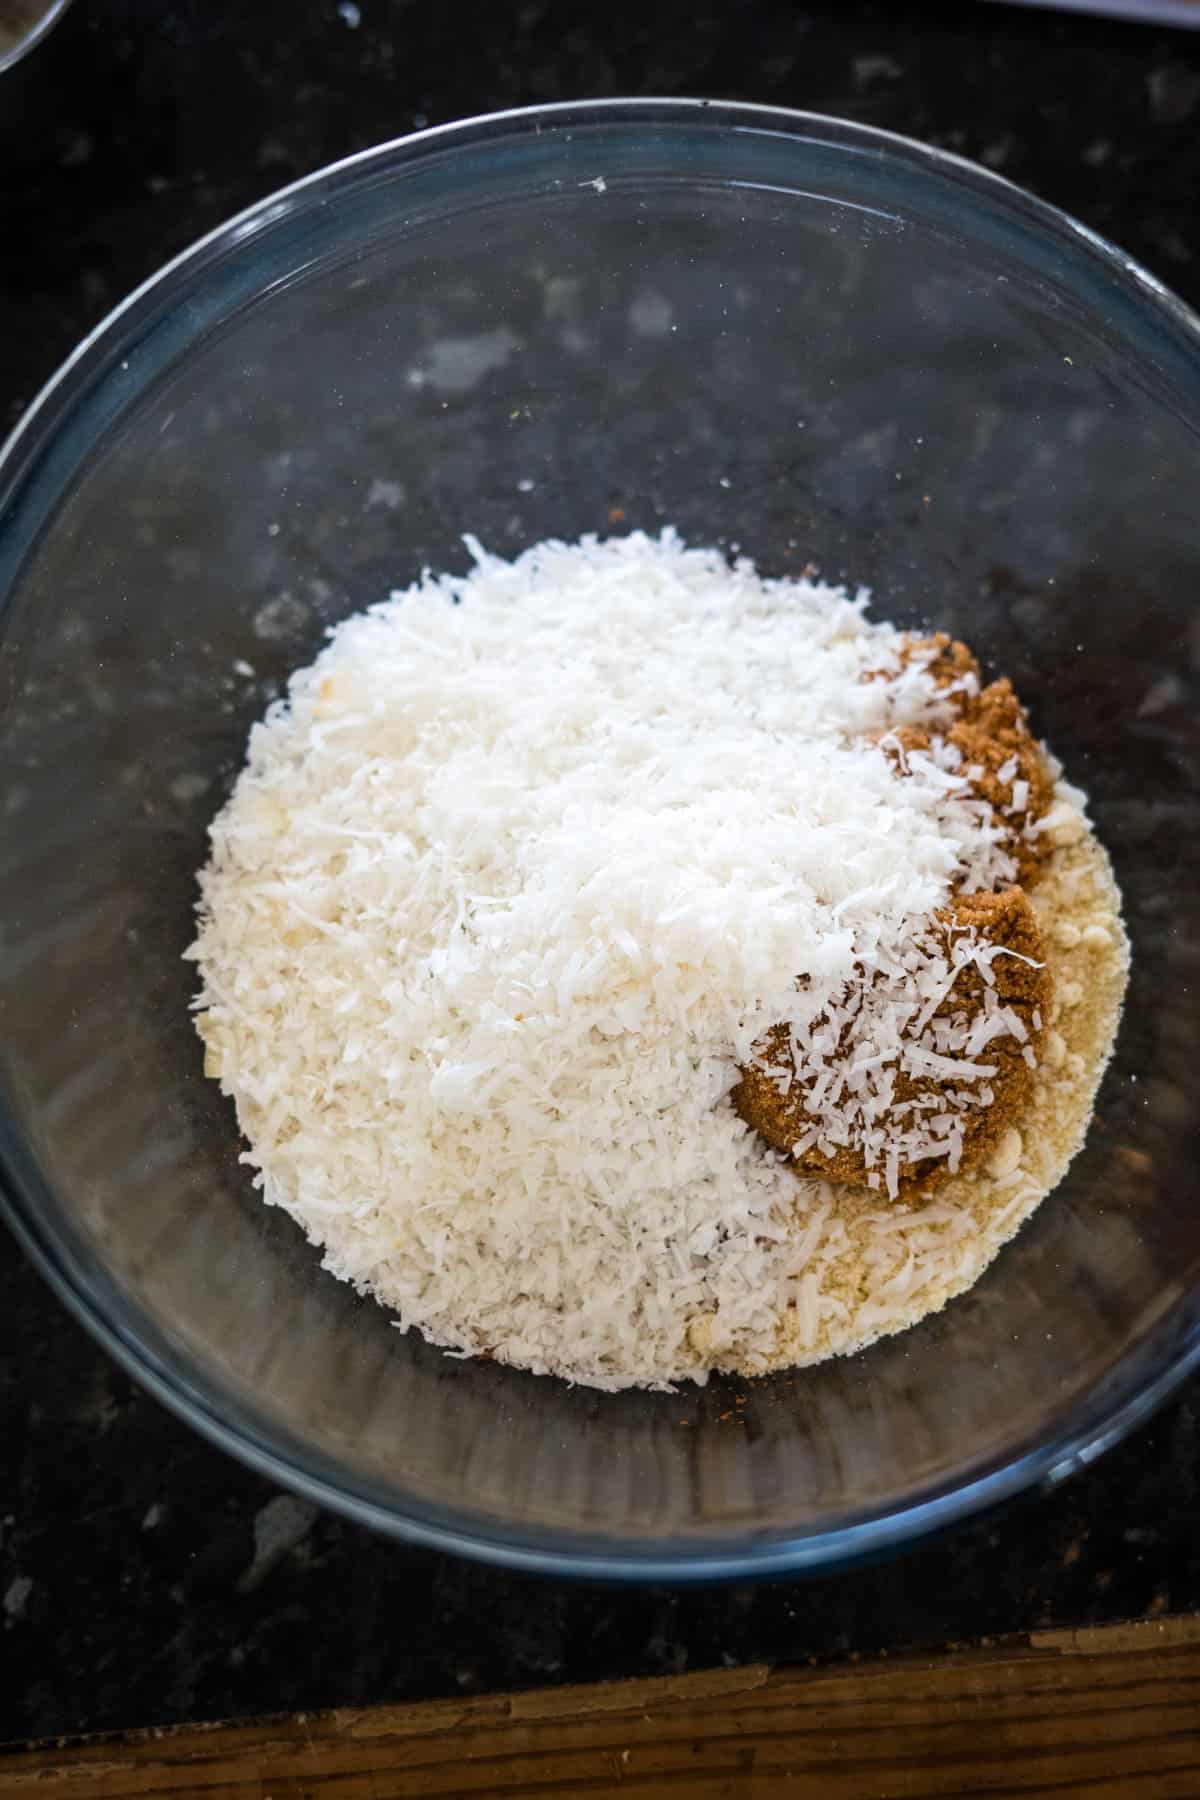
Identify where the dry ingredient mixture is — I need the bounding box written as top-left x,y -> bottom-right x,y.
189,531 -> 1128,1390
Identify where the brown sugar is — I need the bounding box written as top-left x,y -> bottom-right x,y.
889,636 -> 1055,886
951,680 -> 1055,886
900,630 -> 982,696
734,885 -> 1051,1197
734,632 -> 1064,1201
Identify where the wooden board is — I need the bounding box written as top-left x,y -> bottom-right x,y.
3,1613 -> 1199,1799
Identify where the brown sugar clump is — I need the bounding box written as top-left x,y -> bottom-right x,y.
733,886 -> 1051,1198
866,629 -> 981,700
902,630 -> 982,697
736,633 -> 1059,1201
948,679 -> 1055,887
889,636 -> 1055,887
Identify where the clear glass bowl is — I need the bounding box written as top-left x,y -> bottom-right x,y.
2,101 -> 1198,1581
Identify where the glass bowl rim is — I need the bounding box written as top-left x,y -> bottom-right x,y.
3,96 -> 1199,1582
0,0 -> 73,76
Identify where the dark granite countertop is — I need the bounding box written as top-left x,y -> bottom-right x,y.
3,0 -> 1200,1745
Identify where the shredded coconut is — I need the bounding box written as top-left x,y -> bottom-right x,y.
189,531 -> 1127,1389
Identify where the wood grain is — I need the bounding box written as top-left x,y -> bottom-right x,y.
3,1613 -> 1198,1799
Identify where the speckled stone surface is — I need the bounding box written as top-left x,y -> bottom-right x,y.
2,0 -> 1200,1744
